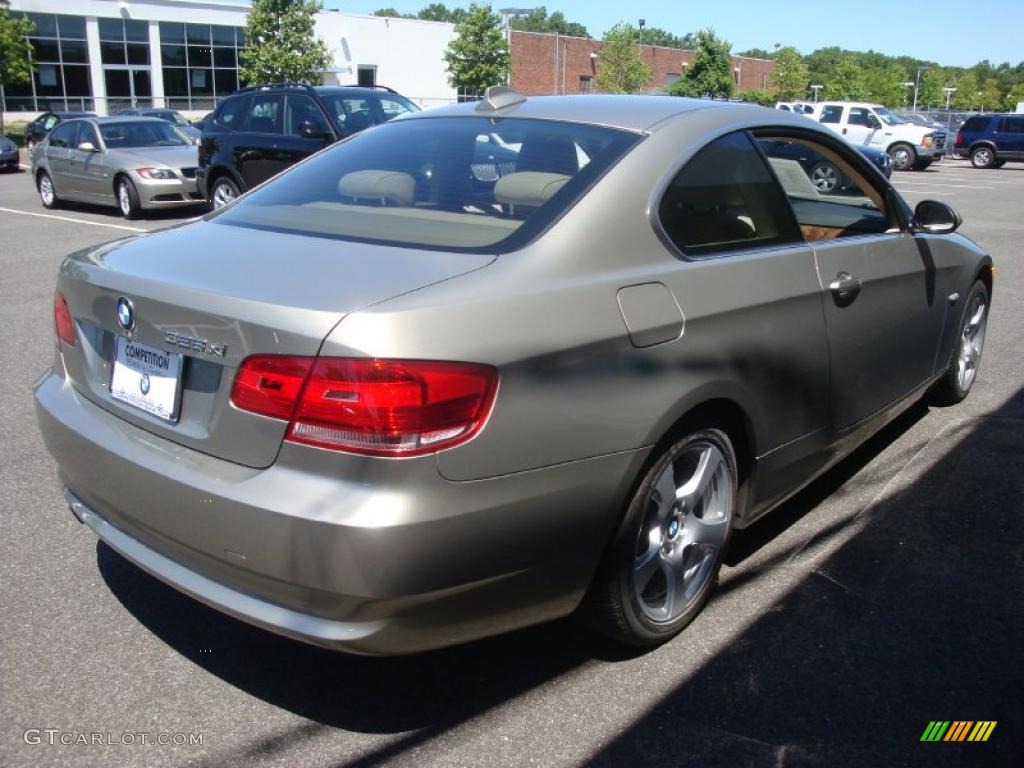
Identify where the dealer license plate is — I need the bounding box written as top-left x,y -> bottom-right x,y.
110,336 -> 183,422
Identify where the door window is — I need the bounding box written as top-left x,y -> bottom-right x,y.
756,135 -> 893,241
48,122 -> 78,148
215,95 -> 250,129
848,108 -> 872,127
379,96 -> 416,121
657,132 -> 801,257
285,94 -> 330,137
245,94 -> 283,134
819,105 -> 844,124
77,122 -> 99,149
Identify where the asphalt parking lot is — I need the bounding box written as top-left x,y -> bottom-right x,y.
1,156 -> 1022,768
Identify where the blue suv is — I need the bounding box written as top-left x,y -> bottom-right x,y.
954,113 -> 1024,168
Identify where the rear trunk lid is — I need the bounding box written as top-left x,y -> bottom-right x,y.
57,219 -> 494,467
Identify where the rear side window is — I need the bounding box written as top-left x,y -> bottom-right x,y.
960,115 -> 990,133
48,122 -> 77,147
1000,116 -> 1024,133
246,94 -> 283,134
214,116 -> 639,252
820,105 -> 844,124
658,132 -> 799,257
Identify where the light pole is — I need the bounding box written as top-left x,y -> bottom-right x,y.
902,81 -> 915,108
638,18 -> 645,45
912,66 -> 929,111
810,84 -> 823,103
943,87 -> 956,110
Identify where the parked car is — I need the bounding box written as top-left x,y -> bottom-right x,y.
764,139 -> 894,193
953,113 -> 1024,168
775,101 -> 814,114
36,89 -> 992,655
25,111 -> 96,155
0,134 -> 19,171
32,116 -> 205,219
198,83 -> 419,208
115,107 -> 201,142
898,112 -> 946,130
812,101 -> 947,170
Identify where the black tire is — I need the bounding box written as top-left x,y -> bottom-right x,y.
992,160 -> 1006,169
584,428 -> 737,647
37,171 -> 59,209
116,176 -> 142,220
931,280 -> 989,405
970,146 -> 996,169
889,142 -> 917,171
210,175 -> 241,209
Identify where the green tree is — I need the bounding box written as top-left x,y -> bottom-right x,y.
1005,82 -> 1024,111
952,71 -> 979,109
825,56 -> 867,100
917,67 -> 949,109
736,88 -> 775,106
737,47 -> 775,59
372,7 -> 412,17
509,7 -> 588,38
417,3 -> 466,23
594,24 -> 653,94
979,77 -> 1002,111
240,0 -> 332,85
443,3 -> 509,96
638,27 -> 683,48
768,46 -> 808,100
669,28 -> 733,98
864,65 -> 911,107
0,0 -> 34,132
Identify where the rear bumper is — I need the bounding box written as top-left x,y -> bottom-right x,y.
35,367 -> 641,654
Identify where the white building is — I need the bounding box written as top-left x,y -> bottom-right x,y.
2,0 -> 458,119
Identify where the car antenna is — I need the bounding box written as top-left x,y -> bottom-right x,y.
476,86 -> 527,113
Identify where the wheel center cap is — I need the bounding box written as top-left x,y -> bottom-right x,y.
667,517 -> 680,539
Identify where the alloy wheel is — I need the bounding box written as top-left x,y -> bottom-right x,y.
118,183 -> 132,216
957,293 -> 987,391
39,175 -> 54,206
811,163 -> 839,193
212,181 -> 236,208
633,441 -> 732,623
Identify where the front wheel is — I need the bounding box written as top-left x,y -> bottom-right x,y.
584,429 -> 737,647
810,161 -> 840,193
931,280 -> 989,405
889,143 -> 917,171
117,177 -> 142,219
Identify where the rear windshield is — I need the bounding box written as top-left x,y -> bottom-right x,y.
213,116 -> 640,252
100,121 -> 190,147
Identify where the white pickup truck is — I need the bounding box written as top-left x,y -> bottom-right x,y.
811,102 -> 947,171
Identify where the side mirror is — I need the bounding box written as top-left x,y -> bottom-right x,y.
77,141 -> 98,152
914,199 -> 962,234
867,115 -> 881,129
299,120 -> 331,140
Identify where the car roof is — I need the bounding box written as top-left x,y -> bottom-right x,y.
67,116 -> 174,125
404,94 -> 765,133
53,111 -> 96,118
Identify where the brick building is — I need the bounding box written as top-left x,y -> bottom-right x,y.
510,30 -> 774,96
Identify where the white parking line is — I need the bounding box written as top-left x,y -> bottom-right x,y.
892,182 -> 995,190
0,206 -> 147,233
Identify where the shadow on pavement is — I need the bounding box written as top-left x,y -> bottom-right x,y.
587,388 -> 1024,767
96,389 -> 1022,766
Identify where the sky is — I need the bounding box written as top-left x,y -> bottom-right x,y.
326,0 -> 1024,68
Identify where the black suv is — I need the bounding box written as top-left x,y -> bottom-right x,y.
954,113 -> 1024,168
198,83 -> 419,207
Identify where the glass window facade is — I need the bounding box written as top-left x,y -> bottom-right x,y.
160,22 -> 245,111
3,13 -> 92,112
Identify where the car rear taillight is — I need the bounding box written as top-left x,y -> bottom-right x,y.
955,131 -> 964,147
231,356 -> 498,457
54,290 -> 75,346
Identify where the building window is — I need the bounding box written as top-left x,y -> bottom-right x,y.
357,65 -> 377,87
580,75 -> 592,94
2,13 -> 92,112
160,22 -> 245,110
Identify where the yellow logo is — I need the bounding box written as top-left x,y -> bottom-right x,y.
921,721 -> 997,742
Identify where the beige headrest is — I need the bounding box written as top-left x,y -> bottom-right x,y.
338,170 -> 415,206
494,172 -> 570,209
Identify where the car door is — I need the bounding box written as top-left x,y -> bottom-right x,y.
756,133 -> 947,431
233,93 -> 285,188
43,122 -> 78,197
273,93 -> 335,169
71,122 -> 112,202
843,107 -> 877,146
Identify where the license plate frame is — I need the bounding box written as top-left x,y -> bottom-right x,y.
109,336 -> 184,423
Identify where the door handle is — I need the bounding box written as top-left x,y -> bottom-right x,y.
842,127 -> 848,135
829,272 -> 861,297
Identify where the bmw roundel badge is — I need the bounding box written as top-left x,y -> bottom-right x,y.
140,373 -> 151,395
116,297 -> 134,331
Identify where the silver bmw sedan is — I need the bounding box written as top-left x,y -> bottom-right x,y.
31,116 -> 204,219
34,89 -> 992,655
